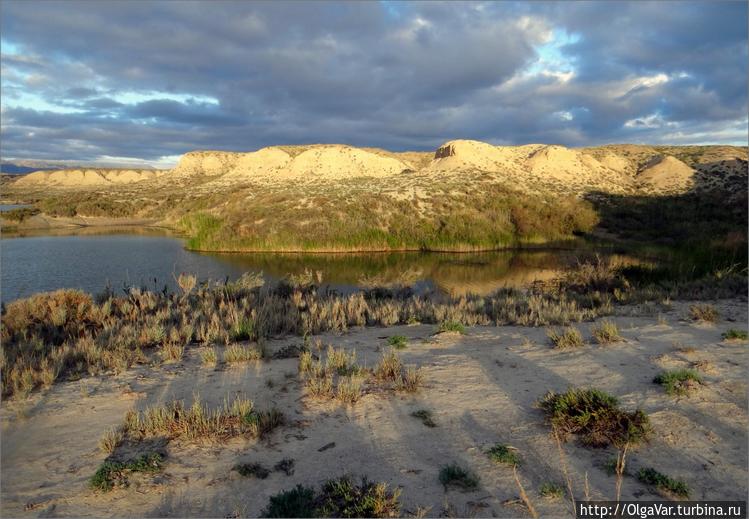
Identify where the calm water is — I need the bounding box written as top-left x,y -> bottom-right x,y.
0,227 -> 639,303
0,204 -> 31,212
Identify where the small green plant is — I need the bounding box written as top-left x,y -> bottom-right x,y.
315,476 -> 401,518
262,476 -> 401,518
437,321 -> 465,334
262,484 -> 317,518
539,482 -> 564,498
722,328 -> 748,341
90,452 -> 164,492
411,409 -> 436,428
592,320 -> 623,344
636,467 -> 690,498
487,444 -> 520,466
539,387 -> 650,448
439,463 -> 479,490
689,304 -> 718,323
653,369 -> 702,395
231,317 -> 255,341
547,327 -> 584,349
234,462 -> 270,479
387,335 -> 408,349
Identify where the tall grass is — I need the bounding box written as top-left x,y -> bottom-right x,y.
1,255 -> 744,399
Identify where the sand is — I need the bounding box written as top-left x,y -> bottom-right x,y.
10,141 -> 747,200
637,156 -> 696,192
2,300 -> 746,517
15,168 -> 161,187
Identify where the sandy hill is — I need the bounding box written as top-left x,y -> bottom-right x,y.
172,144 -> 413,179
14,168 -> 164,187
637,155 -> 696,192
9,141 -> 747,199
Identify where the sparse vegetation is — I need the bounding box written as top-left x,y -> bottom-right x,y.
547,327 -> 584,349
411,409 -> 436,427
439,463 -> 480,490
437,321 -> 465,334
98,427 -> 124,454
591,320 -> 623,344
539,387 -> 651,447
653,369 -> 703,395
487,444 -> 520,466
374,351 -> 403,381
262,484 -> 317,518
636,467 -> 690,498
231,317 -> 255,341
395,366 -> 423,392
336,375 -> 364,403
722,328 -> 748,341
386,335 -> 408,349
201,347 -> 218,365
120,395 -> 283,442
224,344 -> 263,364
689,304 -> 719,323
234,462 -> 270,479
539,482 -> 564,498
90,452 -> 164,492
0,254 -> 743,400
262,476 -> 401,518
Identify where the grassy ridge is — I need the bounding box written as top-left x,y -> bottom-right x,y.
179,187 -> 599,252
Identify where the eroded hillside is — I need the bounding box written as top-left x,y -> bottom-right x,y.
2,140 -> 746,252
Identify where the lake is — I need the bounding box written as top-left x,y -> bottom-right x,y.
0,227 -> 638,304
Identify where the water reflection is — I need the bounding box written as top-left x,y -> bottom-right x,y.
1,227 -> 645,303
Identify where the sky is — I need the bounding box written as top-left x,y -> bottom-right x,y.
1,1 -> 747,167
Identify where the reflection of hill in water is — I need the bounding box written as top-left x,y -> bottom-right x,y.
5,225 -> 174,239
198,250 -> 644,296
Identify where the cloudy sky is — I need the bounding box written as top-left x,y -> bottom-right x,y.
1,1 -> 746,166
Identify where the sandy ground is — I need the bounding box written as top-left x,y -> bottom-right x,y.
1,300 -> 747,518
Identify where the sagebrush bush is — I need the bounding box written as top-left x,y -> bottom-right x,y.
592,320 -> 623,344
547,327 -> 584,349
653,369 -> 702,395
539,387 -> 651,448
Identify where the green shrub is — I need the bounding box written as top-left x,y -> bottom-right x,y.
231,317 -> 255,341
487,444 -> 520,466
386,335 -> 408,349
411,409 -> 436,428
539,387 -> 650,448
234,462 -> 270,479
722,328 -> 748,341
653,369 -> 702,395
316,476 -> 401,518
437,321 -> 465,334
636,467 -> 689,498
90,452 -> 164,492
539,482 -> 565,498
262,484 -> 317,518
439,463 -> 479,490
262,476 -> 401,518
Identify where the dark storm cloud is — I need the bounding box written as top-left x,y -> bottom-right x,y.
0,1 -> 746,164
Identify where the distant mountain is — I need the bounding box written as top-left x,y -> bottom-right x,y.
0,161 -> 67,175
